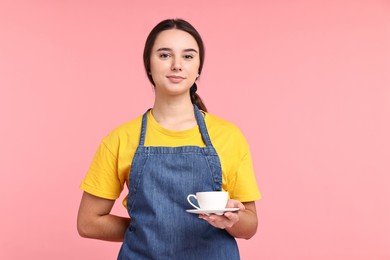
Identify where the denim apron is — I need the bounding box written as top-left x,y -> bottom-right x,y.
118,105 -> 240,260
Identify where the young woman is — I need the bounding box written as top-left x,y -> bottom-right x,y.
77,18 -> 261,259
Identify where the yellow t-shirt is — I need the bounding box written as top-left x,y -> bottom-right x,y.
80,111 -> 261,207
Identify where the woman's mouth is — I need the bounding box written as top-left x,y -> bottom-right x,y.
166,75 -> 185,83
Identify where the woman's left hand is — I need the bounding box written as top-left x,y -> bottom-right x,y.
198,199 -> 245,229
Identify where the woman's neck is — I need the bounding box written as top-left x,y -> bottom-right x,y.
152,98 -> 197,131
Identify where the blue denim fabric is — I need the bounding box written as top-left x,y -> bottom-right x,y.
118,105 -> 239,260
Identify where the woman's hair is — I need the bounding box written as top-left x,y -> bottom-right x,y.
143,18 -> 207,112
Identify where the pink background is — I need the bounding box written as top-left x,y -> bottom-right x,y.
1,1 -> 389,259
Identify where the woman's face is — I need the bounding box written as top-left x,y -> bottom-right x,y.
149,29 -> 200,97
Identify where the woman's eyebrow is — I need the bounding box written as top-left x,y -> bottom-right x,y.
156,47 -> 171,52
156,47 -> 198,53
183,48 -> 198,53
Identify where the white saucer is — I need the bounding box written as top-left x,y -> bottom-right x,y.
186,208 -> 240,215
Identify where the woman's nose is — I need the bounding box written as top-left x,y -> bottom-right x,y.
171,58 -> 182,71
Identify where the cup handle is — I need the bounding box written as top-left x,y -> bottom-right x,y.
187,194 -> 200,209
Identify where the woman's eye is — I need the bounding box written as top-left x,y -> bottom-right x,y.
184,55 -> 193,59
159,53 -> 171,58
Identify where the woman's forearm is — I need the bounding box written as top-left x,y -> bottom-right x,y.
225,207 -> 258,239
78,214 -> 130,242
77,192 -> 130,242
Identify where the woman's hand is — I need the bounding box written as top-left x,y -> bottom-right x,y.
198,200 -> 258,239
198,199 -> 245,229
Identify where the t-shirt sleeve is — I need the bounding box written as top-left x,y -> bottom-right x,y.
230,148 -> 262,202
80,139 -> 123,200
225,127 -> 262,202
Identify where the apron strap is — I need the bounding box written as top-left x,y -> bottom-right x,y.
193,105 -> 213,147
138,109 -> 149,146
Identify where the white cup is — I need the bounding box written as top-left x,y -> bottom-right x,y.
187,191 -> 228,210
